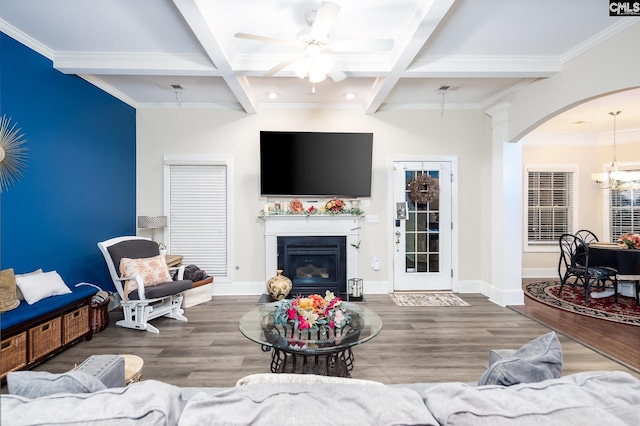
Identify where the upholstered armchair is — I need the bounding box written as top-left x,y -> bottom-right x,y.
98,236 -> 193,333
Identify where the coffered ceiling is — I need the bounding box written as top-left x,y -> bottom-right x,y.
1,0 -> 638,132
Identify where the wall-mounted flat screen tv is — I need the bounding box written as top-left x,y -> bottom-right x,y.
260,131 -> 373,197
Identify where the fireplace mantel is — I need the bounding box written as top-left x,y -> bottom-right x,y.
263,215 -> 363,285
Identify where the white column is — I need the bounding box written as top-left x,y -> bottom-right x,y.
485,102 -> 524,306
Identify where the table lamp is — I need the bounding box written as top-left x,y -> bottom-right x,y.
137,215 -> 167,244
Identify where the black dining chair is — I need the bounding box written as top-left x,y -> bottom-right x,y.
574,229 -> 599,245
558,233 -> 618,305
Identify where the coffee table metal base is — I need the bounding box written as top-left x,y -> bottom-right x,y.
262,345 -> 354,377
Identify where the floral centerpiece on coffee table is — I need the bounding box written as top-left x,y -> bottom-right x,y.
618,233 -> 640,249
272,291 -> 350,330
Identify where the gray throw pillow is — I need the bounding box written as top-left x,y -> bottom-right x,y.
7,371 -> 107,398
74,354 -> 126,388
477,331 -> 562,386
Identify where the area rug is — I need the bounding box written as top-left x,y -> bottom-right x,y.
523,281 -> 640,326
389,292 -> 470,307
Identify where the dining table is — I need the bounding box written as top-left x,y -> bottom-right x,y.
589,243 -> 640,302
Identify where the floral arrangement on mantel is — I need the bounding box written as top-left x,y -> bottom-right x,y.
260,197 -> 364,217
618,233 -> 640,249
272,291 -> 350,330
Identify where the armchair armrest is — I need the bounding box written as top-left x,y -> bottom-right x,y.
116,275 -> 147,301
169,265 -> 185,280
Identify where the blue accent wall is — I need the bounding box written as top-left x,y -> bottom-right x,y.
0,33 -> 136,292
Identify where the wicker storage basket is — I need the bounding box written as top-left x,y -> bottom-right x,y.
63,305 -> 89,344
1,332 -> 27,379
90,299 -> 110,334
28,317 -> 62,362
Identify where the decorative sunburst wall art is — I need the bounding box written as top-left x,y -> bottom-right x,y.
0,115 -> 29,192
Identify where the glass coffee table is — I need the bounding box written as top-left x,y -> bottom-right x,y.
239,301 -> 382,377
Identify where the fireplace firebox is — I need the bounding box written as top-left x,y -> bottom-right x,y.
277,236 -> 346,296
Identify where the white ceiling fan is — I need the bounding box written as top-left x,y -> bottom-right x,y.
234,1 -> 394,83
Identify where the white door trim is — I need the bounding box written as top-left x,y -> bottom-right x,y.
387,155 -> 459,293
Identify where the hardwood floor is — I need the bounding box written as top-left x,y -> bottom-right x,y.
3,292 -> 637,392
509,290 -> 640,372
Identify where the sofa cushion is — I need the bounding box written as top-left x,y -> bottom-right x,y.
478,331 -> 562,386
0,284 -> 97,331
235,373 -> 385,387
422,371 -> 640,426
15,271 -> 72,305
7,371 -> 107,398
0,268 -> 20,313
178,383 -> 438,426
1,380 -> 185,426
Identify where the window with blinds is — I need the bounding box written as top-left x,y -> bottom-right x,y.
167,164 -> 228,277
609,187 -> 640,242
527,170 -> 574,245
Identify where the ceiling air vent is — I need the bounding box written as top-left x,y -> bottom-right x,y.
156,83 -> 186,90
436,85 -> 461,92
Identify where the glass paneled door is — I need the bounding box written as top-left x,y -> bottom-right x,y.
393,161 -> 452,291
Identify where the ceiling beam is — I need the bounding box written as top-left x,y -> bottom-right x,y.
173,0 -> 257,113
54,52 -> 219,76
364,0 -> 457,114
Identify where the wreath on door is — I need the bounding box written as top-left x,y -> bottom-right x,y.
407,174 -> 439,204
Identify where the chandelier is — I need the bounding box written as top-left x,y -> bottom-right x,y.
591,111 -> 640,191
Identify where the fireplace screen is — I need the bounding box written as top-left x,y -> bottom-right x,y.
277,236 -> 346,296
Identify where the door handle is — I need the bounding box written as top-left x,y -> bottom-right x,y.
395,231 -> 401,251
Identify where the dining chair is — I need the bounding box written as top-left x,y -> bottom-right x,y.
574,229 -> 599,245
558,234 -> 618,305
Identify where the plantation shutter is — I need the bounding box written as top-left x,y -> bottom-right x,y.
168,164 -> 227,276
609,186 -> 640,242
527,171 -> 574,244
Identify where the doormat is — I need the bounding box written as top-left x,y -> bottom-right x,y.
523,281 -> 640,326
389,292 -> 470,307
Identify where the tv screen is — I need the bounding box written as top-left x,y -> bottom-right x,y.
260,131 -> 373,197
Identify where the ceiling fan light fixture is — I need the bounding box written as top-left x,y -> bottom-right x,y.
309,69 -> 326,83
315,53 -> 333,75
294,58 -> 311,79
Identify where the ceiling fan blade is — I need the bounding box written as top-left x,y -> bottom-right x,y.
311,2 -> 341,40
263,55 -> 302,76
329,39 -> 395,52
329,67 -> 346,83
234,32 -> 298,47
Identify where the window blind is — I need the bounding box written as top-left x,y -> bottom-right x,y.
527,171 -> 573,244
168,164 -> 227,276
609,187 -> 640,242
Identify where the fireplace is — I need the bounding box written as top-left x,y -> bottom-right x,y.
278,236 -> 346,296
263,215 -> 361,299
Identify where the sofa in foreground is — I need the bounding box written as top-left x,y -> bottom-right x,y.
2,370 -> 639,425
2,333 -> 639,425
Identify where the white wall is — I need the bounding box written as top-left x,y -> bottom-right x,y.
136,22 -> 640,300
137,108 -> 486,292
